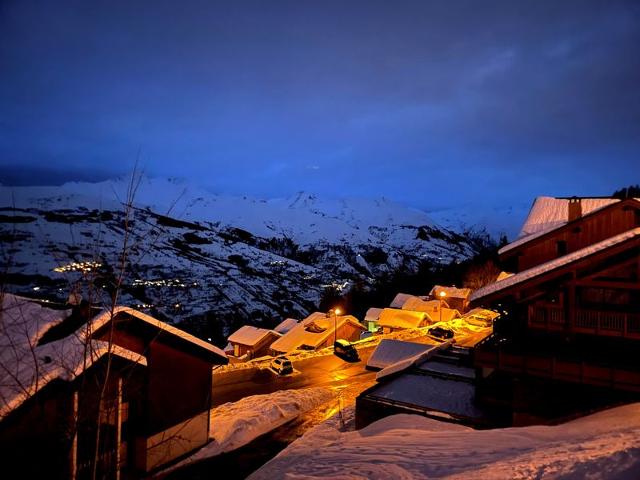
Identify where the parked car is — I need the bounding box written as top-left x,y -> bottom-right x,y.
427,326 -> 454,340
334,339 -> 359,361
270,356 -> 293,375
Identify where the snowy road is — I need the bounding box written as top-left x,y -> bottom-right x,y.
212,345 -> 378,407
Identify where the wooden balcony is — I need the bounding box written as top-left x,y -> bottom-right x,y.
528,304 -> 565,331
528,305 -> 640,340
574,309 -> 640,339
475,335 -> 640,393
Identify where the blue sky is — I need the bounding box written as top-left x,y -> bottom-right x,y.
1,0 -> 639,210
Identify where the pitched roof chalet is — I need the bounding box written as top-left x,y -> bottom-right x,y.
471,227 -> 640,302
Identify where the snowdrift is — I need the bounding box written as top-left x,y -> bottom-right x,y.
250,403 -> 640,479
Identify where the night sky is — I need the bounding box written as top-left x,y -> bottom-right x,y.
1,1 -> 639,210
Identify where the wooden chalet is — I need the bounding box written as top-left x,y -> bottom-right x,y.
0,297 -> 227,479
227,325 -> 281,360
429,285 -> 472,313
470,196 -> 640,417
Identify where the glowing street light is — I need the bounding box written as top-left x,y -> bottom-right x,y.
331,307 -> 342,347
439,290 -> 447,323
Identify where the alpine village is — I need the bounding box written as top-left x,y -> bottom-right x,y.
2,193 -> 639,479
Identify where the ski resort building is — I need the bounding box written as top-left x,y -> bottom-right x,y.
470,196 -> 640,419
0,295 -> 227,479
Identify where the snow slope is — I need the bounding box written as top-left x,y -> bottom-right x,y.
250,403 -> 640,480
1,177 -> 479,334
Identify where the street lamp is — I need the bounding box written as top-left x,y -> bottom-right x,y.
439,291 -> 447,323
331,307 -> 342,346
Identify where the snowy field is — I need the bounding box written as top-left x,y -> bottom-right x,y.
250,403 -> 640,480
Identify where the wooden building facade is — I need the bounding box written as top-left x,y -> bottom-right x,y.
0,305 -> 227,479
470,197 -> 640,408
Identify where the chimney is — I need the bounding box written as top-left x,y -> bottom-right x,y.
568,197 -> 582,222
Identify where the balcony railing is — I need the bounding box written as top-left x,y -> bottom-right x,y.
528,305 -> 565,331
528,305 -> 640,339
574,309 -> 640,338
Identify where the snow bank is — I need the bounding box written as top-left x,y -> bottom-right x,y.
250,403 -> 640,480
166,387 -> 334,471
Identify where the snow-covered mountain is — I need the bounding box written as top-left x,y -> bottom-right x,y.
427,201 -> 531,241
0,177 -> 489,336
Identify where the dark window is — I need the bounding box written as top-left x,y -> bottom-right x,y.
556,240 -> 567,256
635,209 -> 640,226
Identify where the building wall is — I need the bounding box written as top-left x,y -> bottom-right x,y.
445,297 -> 468,313
503,201 -> 640,272
0,382 -> 74,479
231,332 -> 279,359
138,411 -> 209,472
147,341 -> 212,435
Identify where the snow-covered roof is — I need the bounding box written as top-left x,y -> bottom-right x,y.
496,271 -> 513,281
0,334 -> 147,420
402,297 -> 447,314
364,307 -> 383,322
0,299 -> 226,420
374,371 -> 484,418
228,325 -> 280,346
378,308 -> 429,329
437,307 -> 462,323
389,293 -> 418,309
0,293 -> 70,370
472,227 -> 640,302
499,196 -> 639,255
90,307 -> 227,360
429,285 -> 472,299
375,340 -> 453,381
269,312 -> 364,353
367,339 -> 435,370
273,318 -> 298,335
463,307 -> 500,322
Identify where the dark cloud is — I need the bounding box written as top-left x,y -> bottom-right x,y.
1,0 -> 639,209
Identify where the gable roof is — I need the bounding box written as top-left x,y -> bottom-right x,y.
0,298 -> 226,420
1,334 -> 147,420
471,227 -> 640,303
269,312 -> 364,353
92,307 -> 227,362
499,197 -> 640,255
228,325 -> 280,346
